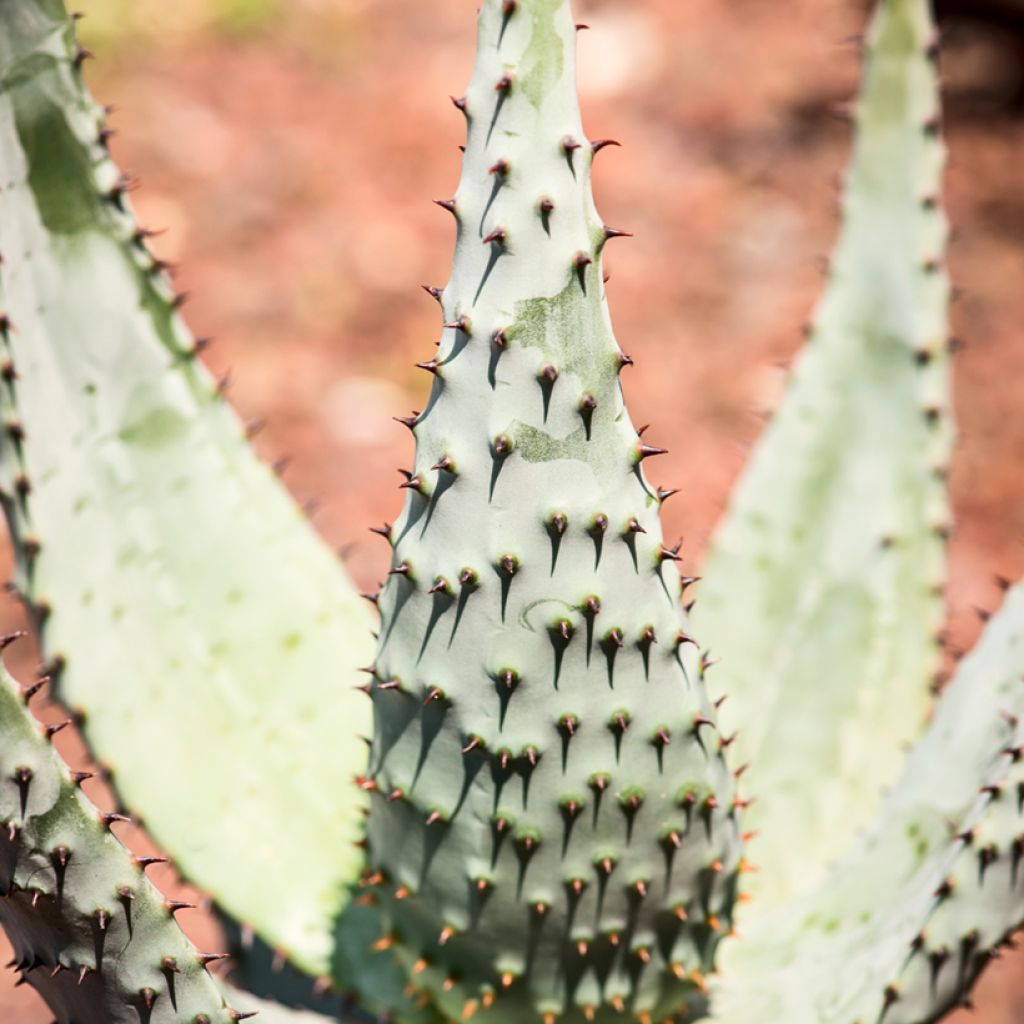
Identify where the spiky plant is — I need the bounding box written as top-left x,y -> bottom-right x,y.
0,0 -> 1021,1023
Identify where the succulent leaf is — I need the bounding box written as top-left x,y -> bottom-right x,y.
713,579 -> 1024,1023
363,2 -> 742,1021
0,0 -> 375,976
692,0 -> 951,910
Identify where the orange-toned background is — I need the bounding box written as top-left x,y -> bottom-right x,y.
3,0 -> 1024,1019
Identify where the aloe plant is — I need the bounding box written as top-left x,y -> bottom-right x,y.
0,1 -> 1021,1023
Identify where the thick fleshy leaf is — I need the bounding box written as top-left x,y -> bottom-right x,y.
692,0 -> 951,910
0,0 -> 374,975
713,580 -> 1024,1023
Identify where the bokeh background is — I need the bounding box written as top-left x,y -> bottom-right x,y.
3,0 -> 1024,1018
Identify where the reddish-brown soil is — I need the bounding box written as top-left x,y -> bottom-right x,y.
3,0 -> 1024,1019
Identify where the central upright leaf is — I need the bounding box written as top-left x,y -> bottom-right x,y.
364,2 -> 741,1021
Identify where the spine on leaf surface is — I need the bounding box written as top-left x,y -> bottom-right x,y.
364,2 -> 742,1022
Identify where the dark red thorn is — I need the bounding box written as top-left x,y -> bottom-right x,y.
428,577 -> 451,595
388,562 -> 412,577
538,363 -> 558,383
626,517 -> 645,535
198,952 -> 231,967
495,74 -> 513,93
134,856 -> 168,872
493,434 -> 513,456
431,455 -> 456,473
21,678 -> 47,704
618,352 -> 634,368
442,314 -> 471,333
549,511 -> 568,534
603,226 -> 633,240
73,44 -> 93,68
676,630 -> 698,648
562,135 -> 581,154
415,357 -> 442,375
492,327 -> 509,347
425,810 -> 444,826
45,719 -> 73,740
451,95 -> 467,112
637,443 -> 667,461
434,198 -> 457,214
489,158 -> 510,177
591,138 -> 620,153
70,771 -> 93,786
462,735 -> 484,755
573,252 -> 593,270
369,522 -> 393,539
165,900 -> 195,916
421,285 -> 443,303
101,812 -> 132,827
576,22 -> 589,30
562,798 -> 582,819
657,486 -> 679,502
228,1012 -> 258,1022
393,412 -> 419,431
538,196 -> 554,215
482,226 -> 507,247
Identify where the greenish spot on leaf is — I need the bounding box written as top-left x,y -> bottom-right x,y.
118,404 -> 189,448
11,70 -> 98,235
519,0 -> 565,109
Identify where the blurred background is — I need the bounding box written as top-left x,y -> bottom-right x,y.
3,0 -> 1024,1018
